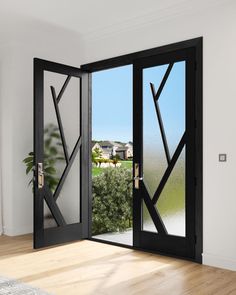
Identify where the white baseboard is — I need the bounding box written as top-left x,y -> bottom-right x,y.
203,253 -> 236,271
3,225 -> 33,236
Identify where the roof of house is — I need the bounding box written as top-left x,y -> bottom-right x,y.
126,141 -> 133,146
93,140 -> 132,149
116,147 -> 128,152
110,141 -> 124,147
98,141 -> 114,148
92,141 -> 101,149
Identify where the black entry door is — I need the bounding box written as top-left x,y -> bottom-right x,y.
34,59 -> 89,248
133,48 -> 197,259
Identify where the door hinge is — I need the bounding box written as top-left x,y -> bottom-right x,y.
194,61 -> 197,71
194,119 -> 197,129
194,177 -> 197,186
195,235 -> 197,244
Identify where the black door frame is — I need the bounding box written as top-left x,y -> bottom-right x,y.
34,59 -> 90,248
133,47 -> 196,259
81,37 -> 203,263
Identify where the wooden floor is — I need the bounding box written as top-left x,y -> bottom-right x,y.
0,235 -> 236,295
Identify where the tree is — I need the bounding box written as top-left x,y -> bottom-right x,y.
92,147 -> 102,166
112,158 -> 119,167
111,154 -> 120,167
92,152 -> 98,166
94,147 -> 102,158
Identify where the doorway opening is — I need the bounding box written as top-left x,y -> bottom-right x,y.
34,38 -> 202,262
91,65 -> 133,246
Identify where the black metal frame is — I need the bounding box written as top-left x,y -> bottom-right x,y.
82,37 -> 203,263
133,48 -> 196,259
34,58 -> 89,248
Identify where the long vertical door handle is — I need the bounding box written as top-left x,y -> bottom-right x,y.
134,163 -> 143,189
38,163 -> 44,189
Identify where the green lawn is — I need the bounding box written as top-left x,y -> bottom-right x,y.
92,160 -> 132,177
121,160 -> 132,169
92,166 -> 103,177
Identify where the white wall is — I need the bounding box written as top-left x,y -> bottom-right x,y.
0,43 -> 15,236
0,52 -> 3,234
80,1 -> 236,271
0,18 -> 84,235
0,0 -> 236,271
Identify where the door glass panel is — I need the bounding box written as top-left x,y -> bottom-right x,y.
142,201 -> 157,232
159,61 -> 185,156
44,203 -> 57,229
56,151 -> 80,224
156,148 -> 186,236
59,77 -> 81,156
44,72 -> 67,191
142,61 -> 186,237
143,65 -> 169,198
43,71 -> 81,228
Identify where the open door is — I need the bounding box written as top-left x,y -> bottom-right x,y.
34,58 -> 89,248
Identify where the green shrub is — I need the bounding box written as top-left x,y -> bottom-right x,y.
92,167 -> 132,235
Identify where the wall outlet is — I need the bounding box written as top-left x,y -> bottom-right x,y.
219,154 -> 227,162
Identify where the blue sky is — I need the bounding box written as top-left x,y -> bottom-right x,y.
92,65 -> 132,142
92,61 -> 185,147
143,61 -> 185,156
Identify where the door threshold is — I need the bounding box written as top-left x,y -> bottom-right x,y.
87,237 -> 201,264
88,237 -> 134,250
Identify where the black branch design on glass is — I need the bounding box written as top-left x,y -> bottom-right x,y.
42,76 -> 81,227
143,63 -> 186,233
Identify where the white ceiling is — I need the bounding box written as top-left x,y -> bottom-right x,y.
0,0 -> 227,38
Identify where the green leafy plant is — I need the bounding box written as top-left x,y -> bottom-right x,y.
111,154 -> 120,167
92,147 -> 103,166
23,123 -> 64,192
112,158 -> 119,167
93,147 -> 102,158
103,158 -> 110,164
92,167 -> 133,235
112,154 -> 120,160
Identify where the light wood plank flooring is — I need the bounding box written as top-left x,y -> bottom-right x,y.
0,235 -> 235,295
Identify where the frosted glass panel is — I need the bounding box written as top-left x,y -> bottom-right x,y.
159,61 -> 185,156
59,77 -> 80,156
57,151 -> 80,224
143,65 -> 168,197
142,201 -> 157,233
142,61 -> 186,237
44,72 -> 67,192
43,71 -> 81,228
156,148 -> 185,236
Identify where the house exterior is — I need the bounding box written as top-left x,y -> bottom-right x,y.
115,147 -> 128,160
97,141 -> 114,159
125,142 -> 133,158
92,141 -> 111,159
93,140 -> 133,160
92,142 -> 102,152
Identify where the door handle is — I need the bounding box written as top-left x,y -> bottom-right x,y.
134,163 -> 143,189
38,163 -> 44,189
